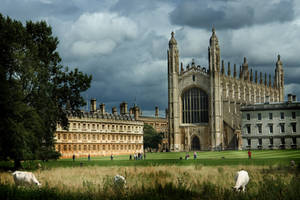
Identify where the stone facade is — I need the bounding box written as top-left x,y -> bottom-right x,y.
55,100 -> 144,158
167,29 -> 284,151
241,94 -> 300,150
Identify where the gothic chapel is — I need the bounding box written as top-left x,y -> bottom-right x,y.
167,29 -> 284,151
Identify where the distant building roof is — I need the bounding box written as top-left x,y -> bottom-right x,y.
66,110 -> 136,121
241,101 -> 300,111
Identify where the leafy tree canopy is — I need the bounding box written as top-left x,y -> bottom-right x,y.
0,14 -> 92,168
143,124 -> 163,150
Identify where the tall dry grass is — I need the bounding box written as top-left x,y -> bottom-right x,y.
0,164 -> 295,193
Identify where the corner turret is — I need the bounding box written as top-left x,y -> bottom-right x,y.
208,27 -> 220,72
275,54 -> 284,101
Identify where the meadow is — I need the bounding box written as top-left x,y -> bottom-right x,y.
0,150 -> 300,199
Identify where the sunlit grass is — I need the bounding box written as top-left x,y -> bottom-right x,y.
0,165 -> 297,193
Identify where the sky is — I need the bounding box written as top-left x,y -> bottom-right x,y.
1,0 -> 300,117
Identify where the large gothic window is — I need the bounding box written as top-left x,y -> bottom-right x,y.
182,88 -> 208,123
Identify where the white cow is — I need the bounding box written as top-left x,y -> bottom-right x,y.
114,174 -> 126,189
233,170 -> 249,192
12,171 -> 41,187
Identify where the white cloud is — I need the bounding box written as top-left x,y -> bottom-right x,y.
66,12 -> 138,57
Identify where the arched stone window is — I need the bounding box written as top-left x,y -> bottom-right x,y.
182,87 -> 208,123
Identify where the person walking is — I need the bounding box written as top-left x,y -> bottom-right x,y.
72,154 -> 75,162
193,152 -> 197,160
248,150 -> 252,159
88,154 -> 90,161
111,154 -> 114,160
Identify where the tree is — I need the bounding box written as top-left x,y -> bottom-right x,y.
143,124 -> 163,151
0,14 -> 92,168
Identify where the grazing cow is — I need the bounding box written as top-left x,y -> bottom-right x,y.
233,170 -> 249,192
114,174 -> 126,189
12,171 -> 41,187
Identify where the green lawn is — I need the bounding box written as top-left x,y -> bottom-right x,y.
63,150 -> 300,161
38,150 -> 300,168
1,150 -> 299,170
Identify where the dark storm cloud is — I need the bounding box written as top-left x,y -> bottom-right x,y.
111,0 -> 159,15
169,0 -> 295,30
0,0 -> 114,22
1,0 -> 300,115
1,0 -> 79,21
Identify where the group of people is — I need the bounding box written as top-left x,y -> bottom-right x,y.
72,153 -> 148,161
180,152 -> 198,160
129,152 -> 145,160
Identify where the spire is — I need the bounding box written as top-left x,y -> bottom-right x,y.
180,62 -> 184,73
208,26 -> 220,72
242,57 -> 249,80
227,62 -> 231,76
233,64 -> 237,78
169,31 -> 177,47
221,60 -> 225,74
209,26 -> 219,46
264,73 -> 267,85
276,54 -> 282,66
255,71 -> 258,83
269,74 -> 272,87
250,69 -> 253,82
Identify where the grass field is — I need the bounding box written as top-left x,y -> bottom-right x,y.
0,150 -> 299,170
0,150 -> 300,199
25,149 -> 300,169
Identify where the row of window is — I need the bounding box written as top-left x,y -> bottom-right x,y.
57,144 -> 142,151
246,123 -> 297,134
63,123 -> 142,132
246,112 -> 296,120
57,133 -> 142,141
246,137 -> 297,146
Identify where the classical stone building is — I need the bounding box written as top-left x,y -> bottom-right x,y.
167,29 -> 284,151
241,94 -> 300,150
55,100 -> 144,158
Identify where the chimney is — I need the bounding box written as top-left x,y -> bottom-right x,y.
133,105 -> 140,120
100,103 -> 105,114
155,106 -> 159,117
112,107 -> 117,115
120,102 -> 128,115
288,94 -> 293,103
90,99 -> 96,112
293,95 -> 297,102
